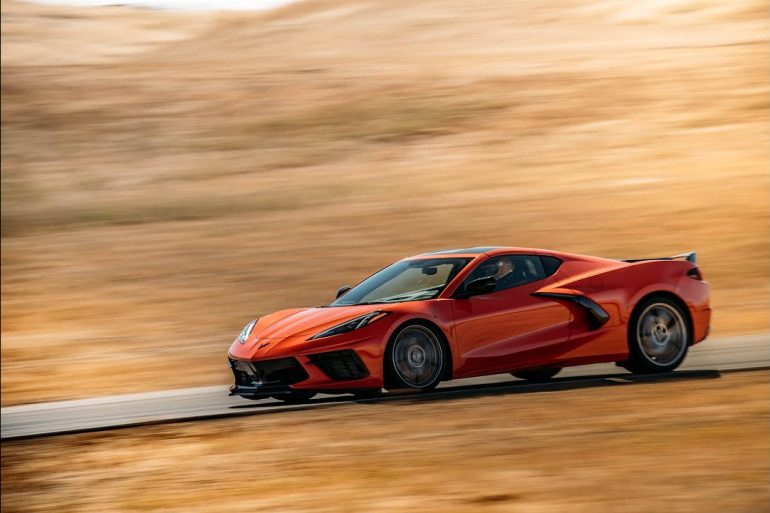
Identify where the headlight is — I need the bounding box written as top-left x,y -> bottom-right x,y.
237,319 -> 258,344
309,311 -> 390,340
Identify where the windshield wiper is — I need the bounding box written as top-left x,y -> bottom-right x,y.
334,286 -> 444,306
332,301 -> 386,307
378,286 -> 444,303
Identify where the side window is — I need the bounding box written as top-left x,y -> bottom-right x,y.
539,256 -> 562,277
463,255 -> 548,293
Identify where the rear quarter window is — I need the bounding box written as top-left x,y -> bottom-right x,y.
539,256 -> 562,277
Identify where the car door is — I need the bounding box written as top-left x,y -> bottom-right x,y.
451,254 -> 571,377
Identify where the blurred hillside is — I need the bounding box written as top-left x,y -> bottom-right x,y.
1,0 -> 768,404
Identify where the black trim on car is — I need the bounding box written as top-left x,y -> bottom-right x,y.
229,357 -> 309,387
307,350 -> 370,380
229,383 -> 297,398
532,292 -> 610,330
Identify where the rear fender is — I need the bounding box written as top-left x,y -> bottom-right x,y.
545,261 -> 691,321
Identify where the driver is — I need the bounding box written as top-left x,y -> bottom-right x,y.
474,257 -> 524,291
476,257 -> 524,290
492,258 -> 517,289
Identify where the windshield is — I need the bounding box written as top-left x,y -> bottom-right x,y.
331,258 -> 471,306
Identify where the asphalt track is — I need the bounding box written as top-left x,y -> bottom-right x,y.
2,333 -> 767,440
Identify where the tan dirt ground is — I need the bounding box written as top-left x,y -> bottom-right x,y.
2,370 -> 768,513
1,0 -> 768,405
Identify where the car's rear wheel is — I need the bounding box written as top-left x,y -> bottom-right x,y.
624,296 -> 689,374
271,390 -> 317,403
385,323 -> 446,391
511,367 -> 561,382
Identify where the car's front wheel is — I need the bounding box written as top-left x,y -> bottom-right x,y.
623,296 -> 690,374
385,323 -> 446,391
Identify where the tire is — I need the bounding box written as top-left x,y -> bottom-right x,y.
385,323 -> 447,391
512,367 -> 561,382
624,296 -> 690,374
271,390 -> 317,403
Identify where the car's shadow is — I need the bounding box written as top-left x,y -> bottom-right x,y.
227,369 -> 721,411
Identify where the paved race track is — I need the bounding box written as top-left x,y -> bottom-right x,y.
2,334 -> 767,440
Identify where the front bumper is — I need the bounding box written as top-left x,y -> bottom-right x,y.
228,384 -> 299,399
229,383 -> 314,399
228,356 -> 309,398
228,349 -> 380,398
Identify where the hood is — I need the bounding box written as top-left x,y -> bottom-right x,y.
229,304 -> 388,360
253,304 -> 387,340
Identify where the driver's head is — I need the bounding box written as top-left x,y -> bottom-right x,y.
479,258 -> 514,279
494,258 -> 514,278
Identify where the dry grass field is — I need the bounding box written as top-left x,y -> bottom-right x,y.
2,370 -> 768,512
2,0 -> 768,405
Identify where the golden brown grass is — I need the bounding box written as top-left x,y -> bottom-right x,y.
1,0 -> 768,405
2,371 -> 768,512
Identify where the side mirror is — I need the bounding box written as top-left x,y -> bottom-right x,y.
455,276 -> 496,299
336,285 -> 352,299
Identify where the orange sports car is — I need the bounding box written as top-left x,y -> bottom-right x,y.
227,247 -> 711,402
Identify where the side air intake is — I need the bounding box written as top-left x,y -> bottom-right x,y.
532,292 -> 610,330
307,350 -> 370,380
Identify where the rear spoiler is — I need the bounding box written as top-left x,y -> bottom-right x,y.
623,251 -> 696,264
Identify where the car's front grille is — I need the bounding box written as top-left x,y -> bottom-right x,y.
229,357 -> 308,386
307,350 -> 370,380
